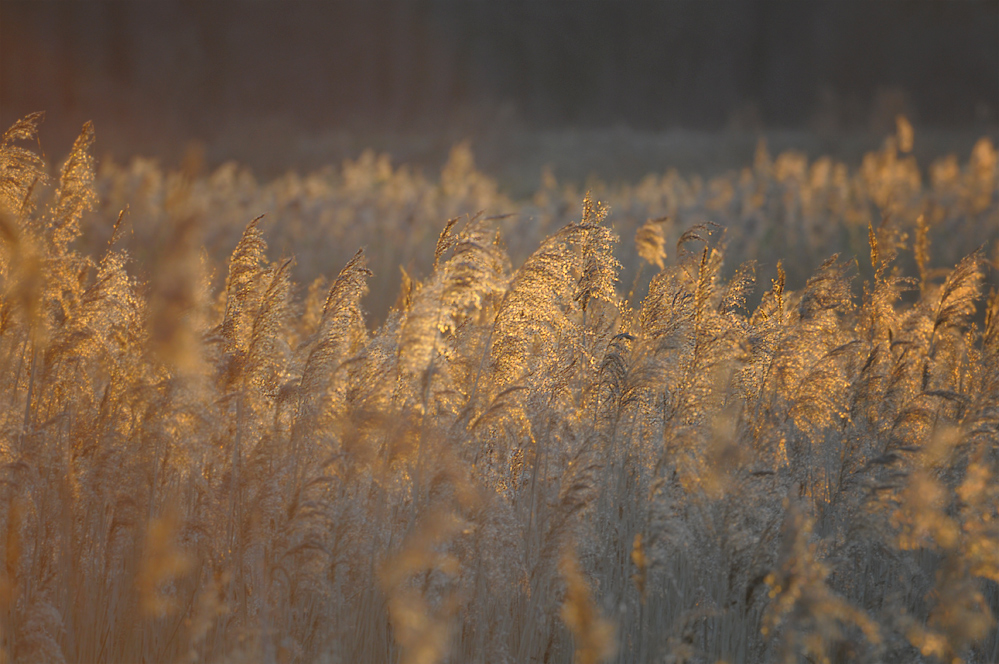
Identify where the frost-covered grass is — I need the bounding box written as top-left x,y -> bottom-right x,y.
0,113 -> 998,663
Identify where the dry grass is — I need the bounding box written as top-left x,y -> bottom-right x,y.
0,113 -> 997,663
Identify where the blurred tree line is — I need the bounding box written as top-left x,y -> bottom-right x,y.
2,1 -> 997,143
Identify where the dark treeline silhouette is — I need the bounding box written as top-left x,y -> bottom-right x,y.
2,1 -> 997,150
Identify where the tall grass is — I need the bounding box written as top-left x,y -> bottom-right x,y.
0,113 -> 997,663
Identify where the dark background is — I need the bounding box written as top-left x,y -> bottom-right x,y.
2,1 -> 998,175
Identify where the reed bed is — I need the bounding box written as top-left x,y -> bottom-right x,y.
0,113 -> 997,663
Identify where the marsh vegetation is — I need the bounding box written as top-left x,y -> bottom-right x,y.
0,114 -> 997,663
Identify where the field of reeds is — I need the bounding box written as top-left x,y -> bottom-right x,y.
0,112 -> 997,664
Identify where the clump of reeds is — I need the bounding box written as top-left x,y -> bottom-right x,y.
0,113 -> 997,664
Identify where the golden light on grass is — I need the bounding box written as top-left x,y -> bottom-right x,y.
0,112 -> 995,663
